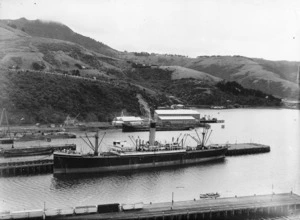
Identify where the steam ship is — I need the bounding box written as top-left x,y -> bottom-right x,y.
53,123 -> 228,175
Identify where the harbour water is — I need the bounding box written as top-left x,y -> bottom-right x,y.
0,109 -> 299,212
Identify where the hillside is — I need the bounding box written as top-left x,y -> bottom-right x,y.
124,67 -> 282,107
122,53 -> 300,99
159,66 -> 221,82
185,56 -> 300,99
0,69 -> 158,124
0,18 -> 295,124
1,18 -> 118,58
0,21 -> 128,79
2,18 -> 299,99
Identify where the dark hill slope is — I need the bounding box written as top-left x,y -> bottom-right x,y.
125,67 -> 282,107
0,69 -> 143,124
1,18 -> 118,58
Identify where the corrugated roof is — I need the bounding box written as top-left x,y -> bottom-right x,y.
155,109 -> 199,115
158,116 -> 196,120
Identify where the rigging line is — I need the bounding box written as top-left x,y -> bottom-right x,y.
194,129 -> 202,144
98,132 -> 106,149
180,134 -> 188,147
128,136 -> 136,146
183,133 -> 189,146
204,130 -> 213,146
80,136 -> 94,152
178,134 -> 185,145
176,133 -> 182,142
85,133 -> 95,150
188,134 -> 200,145
131,135 -> 137,143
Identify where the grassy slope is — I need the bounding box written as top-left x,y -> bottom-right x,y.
1,18 -> 118,58
159,66 -> 221,82
123,53 -> 300,99
0,22 -> 127,79
185,56 -> 300,99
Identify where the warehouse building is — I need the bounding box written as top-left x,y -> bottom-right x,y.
154,109 -> 200,125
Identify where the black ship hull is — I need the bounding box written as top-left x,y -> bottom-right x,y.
53,147 -> 227,174
122,123 -> 208,132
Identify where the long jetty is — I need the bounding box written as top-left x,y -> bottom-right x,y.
226,143 -> 270,156
53,193 -> 300,220
2,193 -> 298,220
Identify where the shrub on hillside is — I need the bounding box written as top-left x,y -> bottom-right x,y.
32,62 -> 45,71
1,70 -> 144,124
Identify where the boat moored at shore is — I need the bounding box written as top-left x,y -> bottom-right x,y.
14,132 -> 77,142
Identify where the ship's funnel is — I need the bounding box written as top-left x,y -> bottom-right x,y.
149,122 -> 156,146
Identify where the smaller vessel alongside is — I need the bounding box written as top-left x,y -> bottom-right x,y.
0,144 -> 76,157
122,121 -> 203,132
14,132 -> 77,142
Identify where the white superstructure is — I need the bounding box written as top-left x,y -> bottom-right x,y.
112,116 -> 143,127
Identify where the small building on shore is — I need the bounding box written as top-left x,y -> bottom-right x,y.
154,109 -> 200,124
157,116 -> 198,125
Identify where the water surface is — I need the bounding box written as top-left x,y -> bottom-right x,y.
0,109 -> 299,211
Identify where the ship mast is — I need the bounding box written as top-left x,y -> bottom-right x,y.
149,122 -> 156,146
94,130 -> 99,156
0,108 -> 11,138
201,130 -> 205,148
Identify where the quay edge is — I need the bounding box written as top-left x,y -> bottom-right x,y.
1,193 -> 300,220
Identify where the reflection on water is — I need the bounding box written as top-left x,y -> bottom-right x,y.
51,159 -> 226,189
0,109 -> 299,212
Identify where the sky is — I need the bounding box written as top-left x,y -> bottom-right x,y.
0,0 -> 300,61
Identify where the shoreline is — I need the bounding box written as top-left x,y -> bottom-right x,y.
1,107 -> 298,132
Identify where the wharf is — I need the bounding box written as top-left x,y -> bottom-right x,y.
226,143 -> 270,156
52,193 -> 300,220
0,143 -> 270,176
0,157 -> 53,176
199,119 -> 225,123
0,144 -> 75,176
